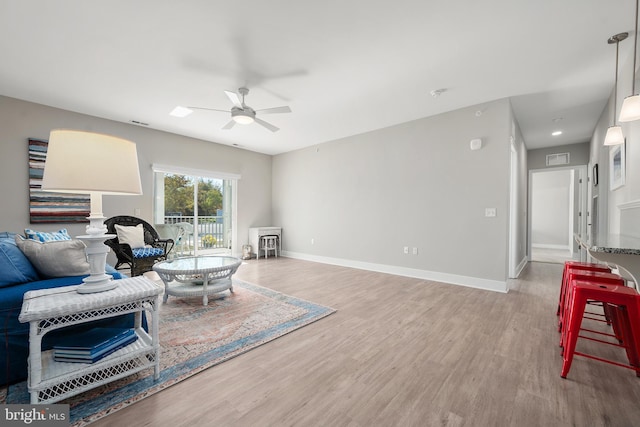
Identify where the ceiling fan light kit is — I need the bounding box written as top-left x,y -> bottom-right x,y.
186,87 -> 291,132
604,32 -> 628,146
231,107 -> 255,124
620,0 -> 640,122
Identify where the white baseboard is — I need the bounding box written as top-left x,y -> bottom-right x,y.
508,256 -> 528,282
532,243 -> 570,251
281,251 -> 508,293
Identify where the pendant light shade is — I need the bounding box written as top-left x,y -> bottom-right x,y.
620,0 -> 640,122
604,125 -> 625,146
619,96 -> 640,121
604,33 -> 628,146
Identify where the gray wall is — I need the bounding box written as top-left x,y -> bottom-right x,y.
273,99 -> 513,291
589,46 -> 640,239
0,96 -> 273,260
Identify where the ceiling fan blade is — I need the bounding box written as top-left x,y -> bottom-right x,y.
188,106 -> 230,113
224,90 -> 242,108
254,117 -> 279,132
222,120 -> 236,130
256,106 -> 291,114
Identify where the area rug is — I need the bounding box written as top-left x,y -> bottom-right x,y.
1,279 -> 336,425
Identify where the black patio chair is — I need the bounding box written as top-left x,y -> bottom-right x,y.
104,216 -> 174,276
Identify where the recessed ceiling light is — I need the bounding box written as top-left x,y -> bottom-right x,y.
552,130 -> 563,136
169,106 -> 193,118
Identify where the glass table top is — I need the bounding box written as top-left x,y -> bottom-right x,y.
153,256 -> 241,273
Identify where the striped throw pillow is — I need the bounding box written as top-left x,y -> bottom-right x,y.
24,228 -> 72,242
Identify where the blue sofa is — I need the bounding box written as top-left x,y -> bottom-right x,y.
0,232 -> 139,386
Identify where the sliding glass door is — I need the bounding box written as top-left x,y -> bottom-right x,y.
153,166 -> 238,257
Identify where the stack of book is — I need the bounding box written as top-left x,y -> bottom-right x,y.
53,327 -> 138,363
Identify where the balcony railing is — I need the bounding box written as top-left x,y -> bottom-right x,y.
163,215 -> 227,250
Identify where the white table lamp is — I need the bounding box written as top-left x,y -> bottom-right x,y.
41,130 -> 142,293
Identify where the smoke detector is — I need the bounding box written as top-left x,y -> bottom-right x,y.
430,88 -> 447,98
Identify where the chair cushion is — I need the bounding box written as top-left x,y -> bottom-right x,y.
132,247 -> 164,258
0,237 -> 40,288
15,236 -> 91,278
24,228 -> 71,242
114,223 -> 146,248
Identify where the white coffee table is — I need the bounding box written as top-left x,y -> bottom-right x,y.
153,256 -> 242,305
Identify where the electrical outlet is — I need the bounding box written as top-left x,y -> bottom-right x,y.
485,208 -> 497,217
134,208 -> 141,216
403,246 -> 409,254
311,238 -> 315,245
412,247 -> 418,255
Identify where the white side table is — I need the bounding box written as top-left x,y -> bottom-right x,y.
19,276 -> 161,404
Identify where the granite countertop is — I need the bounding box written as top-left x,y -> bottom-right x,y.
575,233 -> 640,256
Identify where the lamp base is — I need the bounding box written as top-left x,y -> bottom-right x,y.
77,234 -> 119,294
77,279 -> 118,294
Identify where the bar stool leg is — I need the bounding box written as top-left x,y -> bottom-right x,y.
561,291 -> 588,378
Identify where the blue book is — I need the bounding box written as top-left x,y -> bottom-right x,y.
54,334 -> 138,363
53,328 -> 135,354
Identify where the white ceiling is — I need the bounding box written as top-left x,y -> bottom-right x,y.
0,1 -> 636,155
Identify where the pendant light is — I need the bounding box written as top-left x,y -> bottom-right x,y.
604,32 -> 628,146
620,0 -> 640,122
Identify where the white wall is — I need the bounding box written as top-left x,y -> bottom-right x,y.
531,170 -> 572,248
0,96 -> 273,260
273,99 -> 513,292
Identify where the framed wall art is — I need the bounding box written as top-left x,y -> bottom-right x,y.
609,143 -> 626,191
28,138 -> 90,223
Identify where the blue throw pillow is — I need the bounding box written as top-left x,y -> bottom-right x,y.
24,228 -> 71,242
132,247 -> 164,258
0,238 -> 40,287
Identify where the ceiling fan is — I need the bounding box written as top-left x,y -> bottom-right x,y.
188,87 -> 291,132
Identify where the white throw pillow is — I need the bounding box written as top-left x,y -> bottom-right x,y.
15,236 -> 91,277
114,224 -> 147,249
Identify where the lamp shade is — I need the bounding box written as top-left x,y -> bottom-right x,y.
42,130 -> 142,195
603,125 -> 625,146
619,95 -> 640,122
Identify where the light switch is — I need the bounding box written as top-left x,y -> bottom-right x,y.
485,208 -> 497,217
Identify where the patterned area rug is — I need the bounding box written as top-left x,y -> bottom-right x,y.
2,280 -> 336,425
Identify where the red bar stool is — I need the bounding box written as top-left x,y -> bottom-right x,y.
561,279 -> 640,379
558,270 -> 624,335
558,262 -> 611,316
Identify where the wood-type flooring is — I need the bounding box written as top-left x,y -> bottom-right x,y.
93,258 -> 640,427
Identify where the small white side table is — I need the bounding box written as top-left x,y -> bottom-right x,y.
19,276 -> 161,404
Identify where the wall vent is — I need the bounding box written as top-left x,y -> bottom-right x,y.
546,152 -> 570,166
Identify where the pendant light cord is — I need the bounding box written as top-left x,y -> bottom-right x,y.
634,0 -> 639,95
615,39 -> 620,126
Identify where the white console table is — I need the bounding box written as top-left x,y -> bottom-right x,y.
19,276 -> 161,404
249,226 -> 282,259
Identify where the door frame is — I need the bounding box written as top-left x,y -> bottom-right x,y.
527,165 -> 587,261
